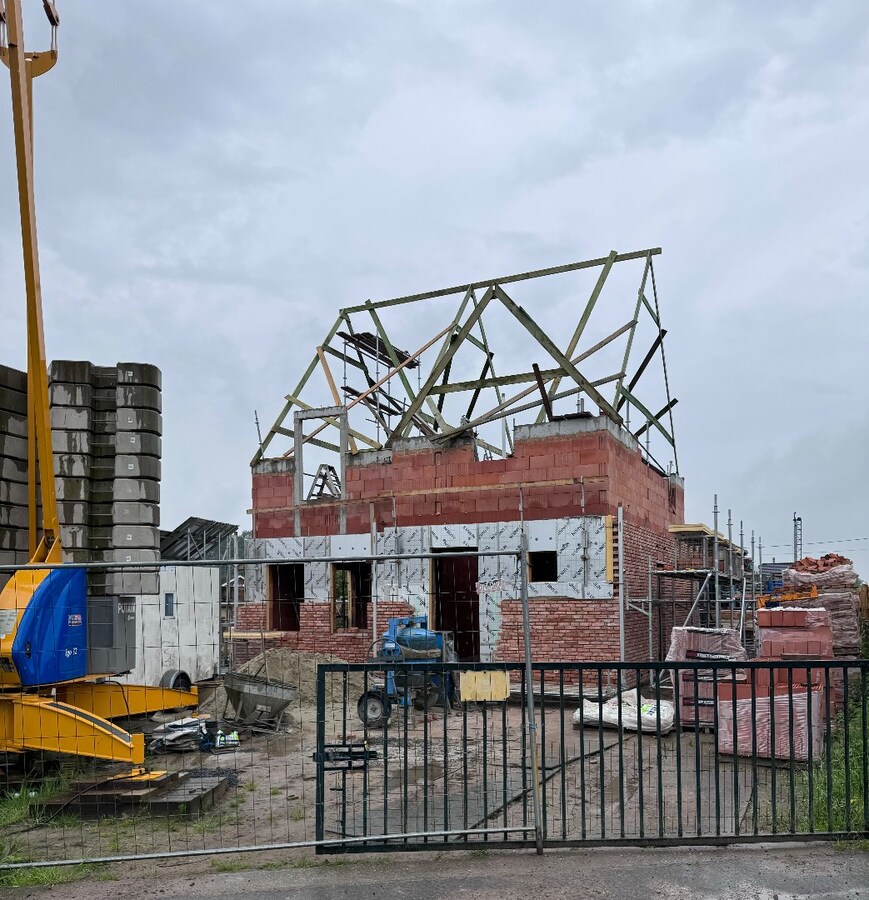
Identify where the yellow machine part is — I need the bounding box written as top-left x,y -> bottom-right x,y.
757,585 -> 819,609
0,538 -> 61,688
0,692 -> 144,765
55,682 -> 198,720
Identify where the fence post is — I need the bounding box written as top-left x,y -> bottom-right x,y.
520,533 -> 544,854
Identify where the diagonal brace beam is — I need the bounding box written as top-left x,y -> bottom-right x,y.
494,285 -> 622,424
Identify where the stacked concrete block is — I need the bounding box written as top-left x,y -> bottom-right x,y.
0,361 -> 163,598
0,365 -> 30,589
50,361 -> 94,553
109,363 -> 162,596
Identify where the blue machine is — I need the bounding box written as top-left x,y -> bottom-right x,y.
357,616 -> 458,728
11,568 -> 88,686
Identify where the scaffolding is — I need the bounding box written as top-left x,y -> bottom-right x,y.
632,496 -> 757,658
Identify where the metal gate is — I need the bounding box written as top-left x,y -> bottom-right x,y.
315,659 -> 869,852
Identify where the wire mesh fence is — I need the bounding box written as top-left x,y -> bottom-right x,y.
0,552 -> 866,869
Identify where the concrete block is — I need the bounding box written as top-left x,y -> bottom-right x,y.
91,395 -> 117,413
116,363 -> 162,390
115,408 -> 162,435
49,360 -> 94,384
91,412 -> 118,434
115,432 -> 161,457
64,549 -> 99,565
54,453 -> 92,479
113,454 -> 161,480
57,500 -> 91,525
0,386 -> 26,415
0,410 -> 28,439
0,479 -> 27,506
252,457 -> 296,477
91,366 -> 117,389
112,501 -> 160,527
50,406 -> 91,430
0,364 -> 27,392
49,383 -> 93,408
0,457 -> 27,484
89,508 -> 115,529
0,504 -> 28,529
51,430 -> 91,454
55,477 -> 92,501
107,571 -> 159,595
0,526 -> 29,551
59,523 -> 91,549
111,525 -> 160,548
116,385 -> 161,413
0,432 -> 27,460
109,548 -> 159,564
112,479 -> 160,504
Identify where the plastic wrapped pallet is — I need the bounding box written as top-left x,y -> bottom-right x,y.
665,627 -> 748,663
666,626 -> 747,728
779,593 -> 860,655
717,685 -> 825,761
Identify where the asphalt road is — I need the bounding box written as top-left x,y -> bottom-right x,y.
10,843 -> 868,900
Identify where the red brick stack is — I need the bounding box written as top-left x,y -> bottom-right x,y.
716,606 -> 833,761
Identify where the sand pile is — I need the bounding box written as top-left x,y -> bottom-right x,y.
199,649 -> 369,719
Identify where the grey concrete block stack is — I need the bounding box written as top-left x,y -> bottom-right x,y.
50,360 -> 95,554
0,365 -> 30,589
109,363 -> 162,596
0,361 -> 163,596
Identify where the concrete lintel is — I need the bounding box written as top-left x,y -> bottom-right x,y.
293,405 -> 344,422
346,448 -> 393,468
514,414 -> 640,453
391,434 -> 477,454
252,457 -> 296,477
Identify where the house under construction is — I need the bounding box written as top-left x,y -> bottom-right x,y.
236,248 -> 738,664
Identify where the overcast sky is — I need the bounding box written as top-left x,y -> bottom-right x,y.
0,1 -> 866,575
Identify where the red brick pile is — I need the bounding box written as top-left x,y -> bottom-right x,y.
792,553 -> 852,572
784,554 -> 858,592
716,607 -> 834,761
782,554 -> 860,656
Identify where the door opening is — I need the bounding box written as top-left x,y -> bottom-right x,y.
433,549 -> 480,662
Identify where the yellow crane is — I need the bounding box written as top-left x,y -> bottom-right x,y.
0,0 -> 197,765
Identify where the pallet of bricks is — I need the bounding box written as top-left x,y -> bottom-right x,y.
665,626 -> 748,729
781,554 -> 862,711
716,605 -> 834,762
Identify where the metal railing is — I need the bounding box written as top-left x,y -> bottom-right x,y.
315,659 -> 869,852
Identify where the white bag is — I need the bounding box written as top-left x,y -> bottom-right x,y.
573,690 -> 675,734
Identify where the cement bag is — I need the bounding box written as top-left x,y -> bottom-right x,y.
574,691 -> 675,735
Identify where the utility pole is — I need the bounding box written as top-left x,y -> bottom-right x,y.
793,512 -> 803,564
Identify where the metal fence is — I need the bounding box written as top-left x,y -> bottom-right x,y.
315,659 -> 869,852
0,553 -> 866,870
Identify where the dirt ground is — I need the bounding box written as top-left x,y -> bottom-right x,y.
1,666 -> 802,866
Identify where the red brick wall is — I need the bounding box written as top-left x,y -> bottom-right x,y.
252,422 -> 684,539
231,599 -> 414,664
